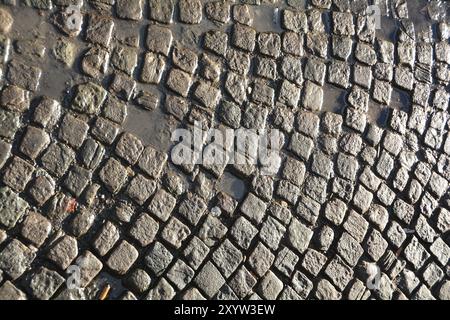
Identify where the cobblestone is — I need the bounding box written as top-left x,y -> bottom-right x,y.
0,1 -> 448,301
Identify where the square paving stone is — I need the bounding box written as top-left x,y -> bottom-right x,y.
19,126 -> 50,160
302,81 -> 323,111
47,235 -> 78,270
276,180 -> 301,205
352,185 -> 373,214
71,82 -> 107,115
116,0 -> 143,20
251,80 -> 274,106
306,32 -> 328,58
33,97 -> 61,129
386,221 -> 407,247
115,132 -> 144,165
393,198 -> 414,224
6,60 -> 42,91
332,11 -> 355,36
0,109 -> 20,140
332,36 -> 353,60
63,165 -> 92,197
141,52 -> 166,84
227,48 -> 251,76
278,80 -> 300,107
138,146 -> 167,179
205,0 -> 230,23
311,151 -> 333,179
292,271 -> 314,300
324,256 -> 353,291
129,213 -> 159,247
248,241 -> 275,277
228,267 -> 257,299
179,0 -> 202,24
59,114 -> 89,149
21,212 -> 51,247
204,30 -> 228,56
126,174 -> 156,205
194,261 -> 225,299
0,281 -> 27,300
178,193 -> 207,226
225,72 -> 247,105
289,132 -> 314,161
107,240 -> 139,275
193,81 -> 221,109
3,156 -> 34,192
166,68 -> 193,97
166,259 -> 194,291
257,32 -> 281,58
423,262 -> 444,287
274,246 -> 299,277
85,14 -> 114,48
353,64 -> 373,89
1,85 -> 30,113
99,158 -> 128,194
28,267 -> 64,300
301,248 -> 327,276
182,236 -> 209,270
149,0 -> 174,24
328,60 -> 350,88
255,56 -> 277,80
288,218 -> 313,254
198,215 -> 228,247
259,216 -> 286,251
146,24 -> 173,56
403,236 -> 430,269
75,251 -> 103,288
258,271 -> 283,300
28,174 -> 55,206
364,229 -> 388,262
241,103 -> 269,129
395,65 -> 414,91
79,138 -> 105,170
305,57 -> 326,86
230,216 -> 258,250
109,72 -> 136,101
343,210 -> 369,243
212,239 -> 243,278
148,189 -> 176,222
146,278 -> 175,300
145,241 -> 173,275
282,9 -> 308,32
232,23 -> 256,52
304,174 -> 327,203
81,46 -> 110,78
161,217 -> 190,249
91,117 -> 120,145
172,45 -> 198,74
240,193 -> 267,225
324,197 -> 347,226
0,239 -> 35,280
284,48 -> 304,75
111,45 -> 138,76
282,31 -> 303,56
429,237 -> 450,267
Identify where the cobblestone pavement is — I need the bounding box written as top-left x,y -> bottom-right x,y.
0,0 -> 449,301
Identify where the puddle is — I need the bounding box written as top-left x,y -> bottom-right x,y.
251,5 -> 284,33
6,5 -> 86,101
322,85 -> 347,114
124,104 -> 179,153
391,88 -> 411,112
217,171 -> 247,201
368,101 -> 389,127
376,16 -> 398,41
